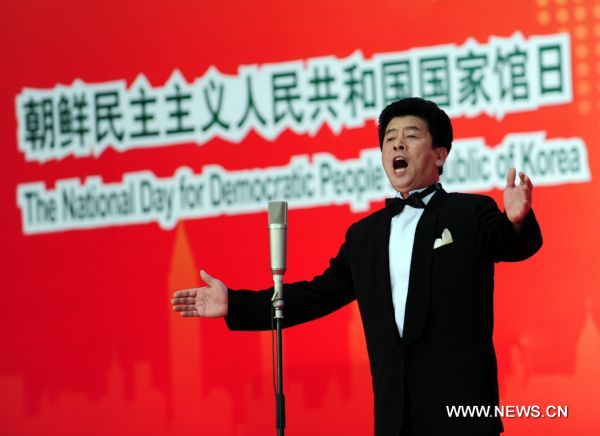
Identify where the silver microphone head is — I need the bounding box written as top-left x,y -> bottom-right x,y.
268,201 -> 287,274
268,202 -> 287,225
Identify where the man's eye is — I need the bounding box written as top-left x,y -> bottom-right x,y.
386,137 -> 395,142
407,135 -> 418,139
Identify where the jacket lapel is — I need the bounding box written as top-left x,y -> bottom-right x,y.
401,189 -> 448,347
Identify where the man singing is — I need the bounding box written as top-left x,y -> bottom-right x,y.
171,97 -> 543,436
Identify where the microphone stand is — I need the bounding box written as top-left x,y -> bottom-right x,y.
271,274 -> 285,436
268,201 -> 287,436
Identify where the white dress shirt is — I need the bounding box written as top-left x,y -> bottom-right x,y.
389,187 -> 437,337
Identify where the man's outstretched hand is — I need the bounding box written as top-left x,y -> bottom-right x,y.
171,270 -> 228,317
503,167 -> 533,228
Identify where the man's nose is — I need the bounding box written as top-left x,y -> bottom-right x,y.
392,134 -> 407,151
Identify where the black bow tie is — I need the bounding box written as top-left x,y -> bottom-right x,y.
385,184 -> 439,216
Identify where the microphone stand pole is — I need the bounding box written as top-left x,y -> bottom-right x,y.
271,274 -> 285,436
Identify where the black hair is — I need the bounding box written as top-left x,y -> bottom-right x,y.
378,97 -> 453,153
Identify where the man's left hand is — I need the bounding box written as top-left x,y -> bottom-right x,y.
503,167 -> 533,227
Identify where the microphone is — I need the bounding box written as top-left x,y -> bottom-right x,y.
268,201 -> 287,276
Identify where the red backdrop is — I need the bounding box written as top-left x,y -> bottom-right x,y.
1,0 -> 599,435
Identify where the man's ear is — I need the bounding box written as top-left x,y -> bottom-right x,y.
435,147 -> 448,168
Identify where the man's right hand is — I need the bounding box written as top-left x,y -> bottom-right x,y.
171,270 -> 228,317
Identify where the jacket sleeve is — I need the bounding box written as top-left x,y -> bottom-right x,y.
225,230 -> 357,331
470,196 -> 543,263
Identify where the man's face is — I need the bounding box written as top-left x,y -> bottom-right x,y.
381,115 -> 448,196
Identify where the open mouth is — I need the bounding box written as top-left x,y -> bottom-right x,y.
393,156 -> 408,171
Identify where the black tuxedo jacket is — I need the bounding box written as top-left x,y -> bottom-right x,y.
226,190 -> 543,436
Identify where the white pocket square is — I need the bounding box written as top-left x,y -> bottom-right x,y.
433,228 -> 453,249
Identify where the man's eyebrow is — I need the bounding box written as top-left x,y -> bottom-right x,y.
385,125 -> 422,136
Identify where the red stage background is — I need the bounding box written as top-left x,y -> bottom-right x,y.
1,0 -> 599,435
